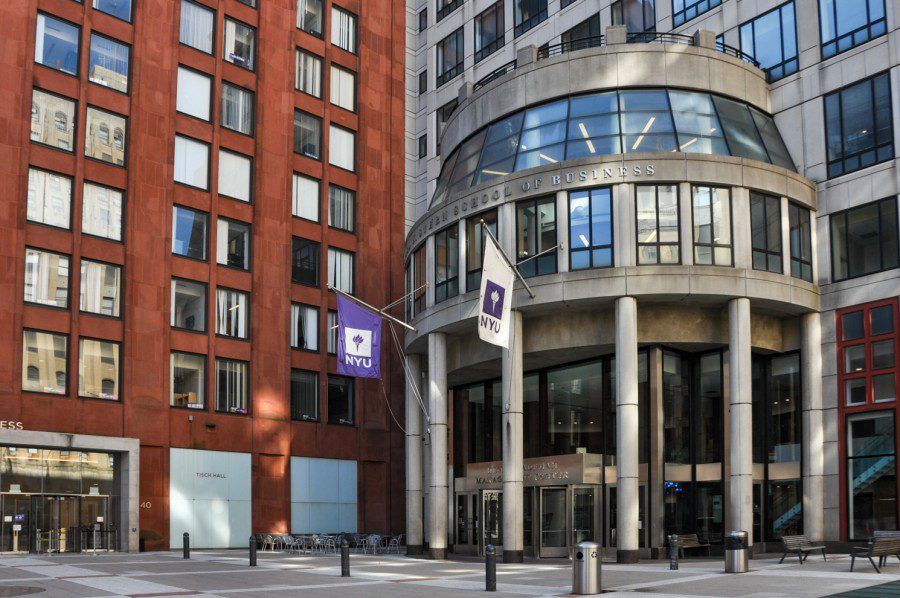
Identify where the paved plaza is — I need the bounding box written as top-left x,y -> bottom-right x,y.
0,550 -> 898,597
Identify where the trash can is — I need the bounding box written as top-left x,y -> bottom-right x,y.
724,530 -> 749,573
572,541 -> 601,595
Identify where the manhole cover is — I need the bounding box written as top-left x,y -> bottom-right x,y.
0,588 -> 44,597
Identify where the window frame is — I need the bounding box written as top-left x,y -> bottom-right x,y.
215,358 -> 250,415
750,191 -> 783,274
82,180 -> 125,243
170,350 -> 207,410
293,109 -> 323,160
92,0 -> 135,23
514,0 -> 549,37
819,0 -> 887,60
179,0 -> 216,55
635,184 -> 681,266
223,17 -> 257,71
672,0 -> 723,28
690,185 -> 733,267
171,204 -> 209,262
291,368 -> 320,422
292,236 -> 321,287
215,286 -> 250,340
568,186 -> 614,271
437,0 -> 463,23
297,0 -> 324,38
84,105 -> 128,168
30,87 -> 77,154
77,336 -> 122,402
474,1 -> 505,63
738,1 -> 798,83
466,209 -> 498,290
788,201 -> 813,282
217,147 -> 253,203
292,172 -> 321,222
23,246 -> 71,310
173,134 -> 211,191
295,48 -> 323,98
327,374 -> 355,426
216,216 -> 252,271
433,224 -> 459,304
79,257 -> 122,319
291,302 -> 320,353
175,64 -> 213,122
327,246 -> 355,294
829,197 -> 899,282
26,166 -> 73,231
331,6 -> 358,54
330,64 -> 357,113
515,196 -> 558,277
88,31 -> 132,94
170,276 -> 209,333
22,329 -> 69,396
328,123 -> 356,172
220,81 -> 255,136
35,11 -> 82,77
436,27 -> 465,88
328,184 -> 356,233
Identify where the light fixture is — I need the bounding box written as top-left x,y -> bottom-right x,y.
579,234 -> 589,247
228,303 -> 241,312
632,117 -> 656,150
539,153 -> 558,163
578,123 -> 596,154
482,169 -> 509,176
680,137 -> 698,150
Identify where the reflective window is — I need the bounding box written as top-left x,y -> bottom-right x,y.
31,89 -> 75,152
330,65 -> 355,111
328,375 -> 354,425
436,28 -> 464,87
83,182 -> 123,240
466,209 -> 498,289
562,14 -> 601,48
22,331 -> 68,395
171,278 -> 206,332
216,288 -> 249,339
174,135 -> 209,189
291,303 -> 319,351
768,353 -> 801,463
216,218 -> 250,270
292,237 -> 320,286
180,0 -> 215,54
434,226 -> 459,303
446,129 -> 486,197
637,185 -> 679,265
218,149 -> 251,202
327,310 -> 337,354
216,359 -> 249,414
846,411 -> 896,540
436,99 -> 458,156
566,93 -> 619,161
176,66 -> 211,121
329,125 -> 355,171
294,110 -> 321,159
569,187 -> 612,270
830,198 -> 899,281
623,90 -> 677,153
839,301 -> 897,407
516,197 -> 557,277
419,8 -> 428,32
475,2 -> 505,63
296,50 -> 322,97
78,339 -> 120,400
293,173 -> 320,221
750,192 -> 782,273
673,0 -> 722,27
85,107 -> 126,166
819,0 -> 886,59
328,185 -> 355,232
767,479 -> 802,539
172,205 -> 208,260
89,34 -> 130,93
297,0 -> 323,37
750,107 -> 795,170
80,259 -> 121,317
221,83 -> 253,135
695,353 -> 723,464
788,203 -> 812,281
740,2 -> 797,83
224,18 -> 255,70
825,73 -> 893,178
291,369 -> 319,421
514,0 -> 548,37
516,100 -> 568,170
547,362 -> 603,455
93,0 -> 132,22
611,0 -> 656,32
24,248 -> 70,308
712,96 -> 769,163
171,351 -> 205,409
692,186 -> 732,266
328,247 -> 354,294
669,92 -> 727,156
437,0 -> 463,22
35,13 -> 79,75
412,245 -> 426,315
27,168 -> 72,229
332,7 -> 357,53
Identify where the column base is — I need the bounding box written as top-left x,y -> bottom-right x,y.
428,547 -> 446,560
406,544 -> 424,556
503,550 -> 524,563
616,549 -> 639,564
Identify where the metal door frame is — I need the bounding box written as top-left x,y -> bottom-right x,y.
538,486 -> 569,558
454,491 -> 478,554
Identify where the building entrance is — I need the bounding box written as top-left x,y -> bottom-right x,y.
0,494 -> 117,554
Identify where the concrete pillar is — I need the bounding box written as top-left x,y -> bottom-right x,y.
502,310 -> 524,562
728,298 -> 753,545
405,354 -> 424,555
606,25 -> 627,45
802,312 -> 825,542
427,333 -> 448,559
615,296 -> 640,563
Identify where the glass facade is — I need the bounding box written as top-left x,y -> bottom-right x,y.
819,0 -> 886,59
824,73 -> 893,178
516,197 -> 557,277
569,187 -> 612,270
739,2 -> 798,83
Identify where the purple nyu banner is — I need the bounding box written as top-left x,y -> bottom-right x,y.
337,295 -> 382,379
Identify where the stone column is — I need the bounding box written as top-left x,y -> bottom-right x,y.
405,354 -> 424,555
502,310 -> 524,562
801,312 -> 825,541
728,298 -> 753,544
428,333 -> 448,559
615,296 -> 640,563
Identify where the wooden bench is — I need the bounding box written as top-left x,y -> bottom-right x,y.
779,535 -> 826,564
673,533 -> 711,559
872,532 -> 900,569
851,537 -> 900,573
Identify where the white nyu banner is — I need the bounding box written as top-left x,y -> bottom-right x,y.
478,235 -> 515,348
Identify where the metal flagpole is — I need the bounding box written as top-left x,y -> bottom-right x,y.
480,219 -> 536,299
326,285 -> 416,332
380,283 -> 428,312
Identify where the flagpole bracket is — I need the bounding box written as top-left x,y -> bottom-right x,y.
480,220 -> 536,299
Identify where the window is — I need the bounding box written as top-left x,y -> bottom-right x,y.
328,375 -> 354,425
570,187 -> 613,270
328,185 -> 355,232
35,13 -> 79,75
80,260 -> 121,317
839,301 -> 898,407
292,237 -> 320,286
174,135 -> 209,189
291,303 -> 319,351
412,245 -> 426,315
516,197 -> 557,277
621,90 -> 677,154
294,110 -> 322,159
236,0 -> 256,6
217,218 -> 250,270
739,2 -> 797,83
218,149 -> 251,202
297,0 -> 324,37
328,247 -> 354,294
85,107 -> 126,166
22,330 -> 68,395
176,67 -> 211,121
825,73 -> 893,178
669,92 -> 728,157
216,288 -> 248,339
418,134 -> 428,159
831,198 -> 899,281
296,50 -> 322,97
750,192 -> 783,273
332,7 -> 357,53
636,185 -> 679,265
846,411 -> 897,539
171,278 -> 206,331
93,0 -> 132,21
216,359 -> 249,414
291,370 -> 319,421
78,339 -> 119,400
224,18 -> 255,70
434,226 -> 459,303
466,210 -> 497,289
437,0 -> 463,22
419,8 -> 427,32
611,0 -> 656,32
82,182 -> 123,241
27,168 -> 71,229
514,0 -> 548,37
436,100 -> 458,155
330,65 -> 355,111
180,0 -> 215,54
692,186 -> 732,266
31,89 -> 75,151
562,14 -> 601,48
820,0 -> 886,58
673,0 -> 722,27
329,125 -> 355,171
327,310 -> 337,354
24,248 -> 70,308
171,352 -> 205,409
474,2 -> 504,62
419,71 -> 427,95
788,203 -> 812,281
221,83 -> 253,135
172,206 -> 208,260
292,174 -> 320,221
436,28 -> 464,87
89,34 -> 130,93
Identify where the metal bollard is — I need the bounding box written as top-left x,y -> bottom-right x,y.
669,534 -> 679,570
249,536 -> 257,567
183,533 -> 190,559
341,539 -> 350,577
485,544 -> 497,592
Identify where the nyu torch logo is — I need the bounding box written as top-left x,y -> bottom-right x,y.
480,280 -> 505,333
344,327 -> 373,368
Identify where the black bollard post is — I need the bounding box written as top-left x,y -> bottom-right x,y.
485,544 -> 496,592
249,536 -> 257,567
182,533 -> 190,559
669,534 -> 679,571
341,539 -> 350,577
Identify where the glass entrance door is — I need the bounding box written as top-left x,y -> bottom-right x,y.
482,490 -> 502,553
540,486 -> 568,557
573,486 -> 597,545
1,495 -> 31,552
81,496 -> 113,551
32,496 -> 79,553
606,484 -> 648,548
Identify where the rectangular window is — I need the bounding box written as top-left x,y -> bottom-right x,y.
636,184 -> 679,265
171,278 -> 206,332
292,173 -> 320,221
750,192 -> 783,273
27,168 -> 72,230
328,247 -> 354,294
436,28 -> 464,87
291,303 -> 319,351
611,0 -> 656,32
569,187 -> 613,270
216,288 -> 249,339
412,245 -> 426,315
831,198 -> 899,281
839,301 -> 897,407
236,0 -> 256,7
514,0 -> 548,37
89,34 -> 130,93
292,237 -> 320,286
176,66 -> 211,121
93,0 -> 133,22
24,248 -> 70,308
437,0 -> 463,22
85,107 -> 126,166
217,218 -> 250,270
297,0 -> 324,37
179,0 -> 215,54
328,375 -> 354,425
221,83 -> 253,135
328,185 -> 355,232
294,110 -> 322,159
436,100 -> 458,154
35,13 -> 80,75
820,0 -> 886,59
673,0 -> 722,28
329,125 -> 355,171
419,8 -> 427,32
467,209 -> 497,289
332,7 -> 357,53
825,73 -> 893,178
171,351 -> 205,409
82,182 -> 123,241
788,203 -> 812,281
291,369 -> 319,421
224,18 -> 255,70
739,2 -> 798,83
174,135 -> 209,189
692,186 -> 732,266
327,310 -> 337,354
22,330 -> 68,395
330,65 -> 355,111
296,50 -> 322,97
418,134 -> 428,159
562,14 -> 601,47
31,89 -> 75,152
216,359 -> 249,414
475,1 -> 505,62
846,411 -> 897,539
419,71 -> 427,95
78,338 -> 120,401
218,149 -> 251,202
172,205 -> 208,260
80,259 -> 121,317
434,226 -> 459,303
517,197 -> 557,277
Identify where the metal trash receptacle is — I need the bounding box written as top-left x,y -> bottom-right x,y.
572,541 -> 601,595
724,530 -> 749,573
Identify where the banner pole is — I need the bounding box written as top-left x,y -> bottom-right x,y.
327,285 -> 417,332
480,221 -> 536,299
